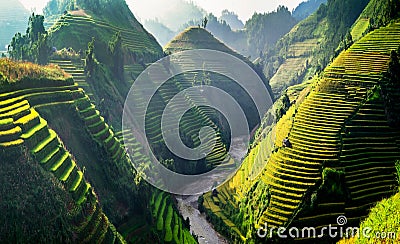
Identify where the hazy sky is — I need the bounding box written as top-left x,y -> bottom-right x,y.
129,0 -> 304,22
19,0 -> 304,21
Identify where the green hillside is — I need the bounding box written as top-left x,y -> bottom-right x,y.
201,18 -> 400,243
0,58 -> 196,243
0,59 -> 125,242
165,27 -> 273,131
1,0 -> 223,241
263,0 -> 370,97
351,0 -> 400,42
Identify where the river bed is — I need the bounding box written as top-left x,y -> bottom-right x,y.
175,136 -> 248,244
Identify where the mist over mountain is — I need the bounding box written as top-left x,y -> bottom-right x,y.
0,0 -> 29,51
143,19 -> 176,46
219,10 -> 245,30
128,0 -> 205,31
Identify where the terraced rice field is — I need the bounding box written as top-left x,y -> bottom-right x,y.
269,38 -> 319,96
351,18 -> 370,41
124,64 -> 146,84
203,21 -> 400,240
51,14 -> 161,58
50,59 -> 95,101
130,62 -> 228,168
0,95 -> 124,243
269,57 -> 310,95
73,92 -> 129,162
149,191 -> 197,243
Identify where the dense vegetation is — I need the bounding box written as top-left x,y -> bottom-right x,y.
0,58 -> 69,83
8,14 -> 51,65
245,6 -> 298,59
0,148 -> 74,242
262,0 -> 370,97
219,10 -> 244,30
380,47 -> 400,127
292,0 -> 327,21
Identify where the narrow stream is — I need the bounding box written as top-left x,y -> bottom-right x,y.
175,137 -> 248,244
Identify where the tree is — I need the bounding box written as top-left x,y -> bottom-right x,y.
35,33 -> 50,65
108,32 -> 124,80
380,48 -> 400,127
27,13 -> 46,43
344,31 -> 353,50
85,37 -> 96,78
8,13 -> 49,64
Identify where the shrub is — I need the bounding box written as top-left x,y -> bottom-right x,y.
319,168 -> 347,200
0,71 -> 8,86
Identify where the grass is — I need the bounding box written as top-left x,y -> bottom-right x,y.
157,197 -> 167,231
339,192 -> 400,244
164,205 -> 173,242
0,58 -> 70,83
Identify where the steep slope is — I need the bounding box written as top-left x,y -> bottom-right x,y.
0,60 -> 125,243
292,0 -> 327,21
0,0 -> 29,51
165,27 -> 272,131
263,0 -> 370,97
46,2 -> 230,174
350,0 -> 400,42
202,19 -> 400,243
0,58 -> 196,243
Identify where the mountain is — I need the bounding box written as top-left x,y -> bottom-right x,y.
200,1 -> 400,242
203,16 -> 400,241
0,0 -> 200,242
292,0 -> 327,21
219,10 -> 244,30
350,0 -> 400,42
165,27 -> 273,130
144,19 -> 176,47
0,59 -> 126,242
262,0 -> 370,97
127,0 -> 205,32
244,6 -> 298,59
0,0 -> 29,51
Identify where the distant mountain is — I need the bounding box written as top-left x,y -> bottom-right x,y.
262,0 -> 370,97
182,13 -> 248,56
127,0 -> 205,32
292,0 -> 327,21
245,6 -> 298,59
0,0 -> 29,51
144,19 -> 176,47
219,9 -> 244,30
